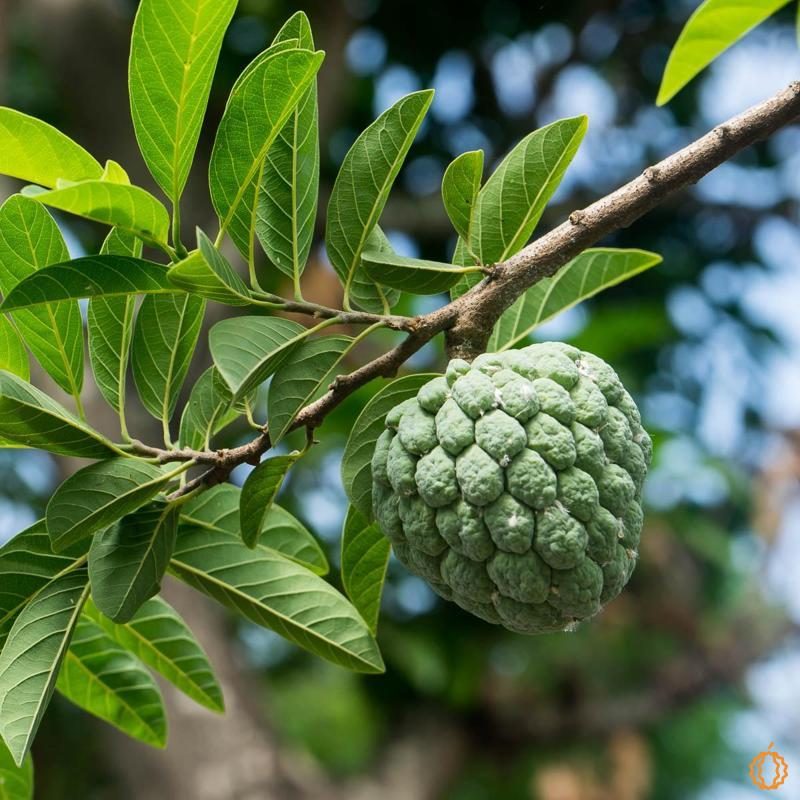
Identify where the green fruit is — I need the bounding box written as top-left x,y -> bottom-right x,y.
371,342 -> 651,634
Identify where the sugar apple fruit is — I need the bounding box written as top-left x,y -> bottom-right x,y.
371,342 -> 651,633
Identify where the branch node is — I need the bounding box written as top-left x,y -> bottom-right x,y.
569,209 -> 586,226
643,166 -> 660,182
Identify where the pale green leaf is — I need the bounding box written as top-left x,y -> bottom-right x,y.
178,367 -> 238,450
131,293 -> 206,422
209,316 -> 306,401
342,374 -> 438,519
56,617 -> 166,747
256,12 -> 320,285
0,107 -> 102,187
22,181 -> 170,246
326,90 -> 433,311
130,0 -> 238,202
0,316 -> 28,381
362,251 -> 480,294
167,230 -> 251,305
489,248 -> 664,352
169,525 -> 383,673
441,149 -> 483,242
0,195 -> 83,397
240,455 -> 300,549
0,521 -> 89,653
46,458 -> 174,553
89,502 -> 178,623
0,568 -> 89,766
471,116 -> 587,266
210,46 -> 324,260
83,595 -> 224,714
0,256 -> 175,311
341,506 -> 389,635
268,335 -> 353,444
181,484 -> 328,575
0,738 -> 33,800
100,160 -> 130,184
88,229 -> 143,423
657,0 -> 791,105
0,371 -> 115,458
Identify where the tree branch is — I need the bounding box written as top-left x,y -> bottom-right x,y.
153,80 -> 800,491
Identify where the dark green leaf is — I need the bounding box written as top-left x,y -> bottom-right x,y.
0,738 -> 33,800
341,374 -> 438,519
489,248 -> 664,351
56,617 -> 166,747
87,229 -> 143,426
131,293 -> 206,422
256,12 -> 320,286
657,0 -> 791,105
347,226 -> 400,314
362,251 -> 480,294
22,182 -> 170,247
181,484 -> 328,575
441,149 -> 483,242
211,46 -> 324,260
210,316 -> 306,401
326,90 -> 433,311
84,596 -> 223,714
0,107 -> 102,187
46,458 -> 175,553
178,367 -> 238,450
0,371 -> 115,457
0,568 -> 89,766
169,525 -> 382,673
0,195 -> 83,398
89,502 -> 178,623
341,506 -> 389,635
129,0 -> 238,202
240,455 -> 299,548
268,335 -> 353,444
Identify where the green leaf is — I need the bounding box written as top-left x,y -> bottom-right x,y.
89,503 -> 178,623
169,525 -> 382,673
342,374 -> 438,519
489,248 -> 663,351
0,521 -> 88,652
256,12 -> 320,286
210,316 -> 307,401
0,256 -> 175,311
130,0 -> 238,203
326,90 -> 434,311
83,595 -> 223,714
657,0 -> 791,105
56,617 -> 166,747
0,107 -> 102,187
340,506 -> 389,635
0,738 -> 33,800
46,458 -> 175,553
87,229 -> 144,426
210,46 -> 324,261
0,568 -> 89,766
22,182 -> 170,247
100,159 -> 130,184
0,195 -> 83,398
362,251 -> 480,294
441,149 -> 483,242
132,293 -> 206,422
471,116 -> 587,266
268,335 -> 353,444
240,455 -> 300,549
0,316 -> 28,380
179,367 -> 238,450
347,226 -> 400,314
0,371 -> 115,457
167,230 -> 251,305
181,484 -> 328,575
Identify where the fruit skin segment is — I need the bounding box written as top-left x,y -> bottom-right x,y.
371,342 -> 651,633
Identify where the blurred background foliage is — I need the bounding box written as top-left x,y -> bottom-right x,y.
1,0 -> 800,798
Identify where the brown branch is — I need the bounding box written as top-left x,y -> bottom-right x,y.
153,80 -> 800,492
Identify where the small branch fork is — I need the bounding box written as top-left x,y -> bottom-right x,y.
146,81 -> 800,497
